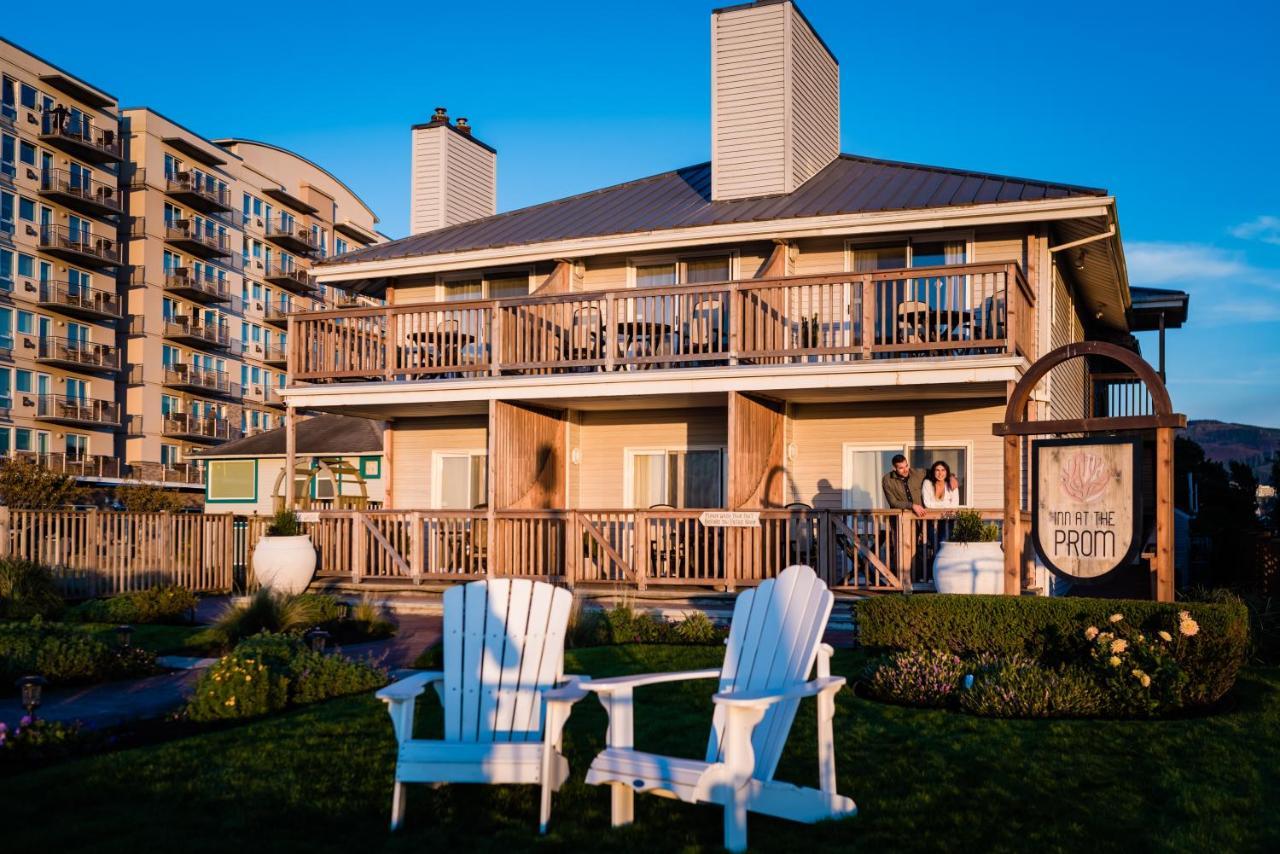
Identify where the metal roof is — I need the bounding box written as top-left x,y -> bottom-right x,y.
1129,286 -> 1190,330
321,154 -> 1107,268
193,415 -> 382,458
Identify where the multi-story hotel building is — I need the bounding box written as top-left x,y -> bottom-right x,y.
0,37 -> 383,491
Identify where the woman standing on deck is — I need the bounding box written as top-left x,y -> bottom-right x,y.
922,460 -> 961,508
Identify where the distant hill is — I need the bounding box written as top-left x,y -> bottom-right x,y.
1183,420 -> 1280,483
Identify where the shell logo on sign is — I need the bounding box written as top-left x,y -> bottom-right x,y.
1032,438 -> 1142,583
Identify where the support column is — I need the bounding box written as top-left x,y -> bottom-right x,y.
284,405 -> 297,510
727,391 -> 786,509
1154,426 -> 1175,602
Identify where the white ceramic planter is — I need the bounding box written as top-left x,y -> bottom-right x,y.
253,534 -> 317,595
933,541 -> 1005,594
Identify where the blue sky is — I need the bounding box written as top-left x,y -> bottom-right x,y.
8,0 -> 1280,426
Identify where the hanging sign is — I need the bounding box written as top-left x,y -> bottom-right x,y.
1032,437 -> 1142,583
698,511 -> 761,528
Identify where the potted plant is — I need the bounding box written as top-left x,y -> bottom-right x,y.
932,509 -> 1004,594
252,509 -> 316,595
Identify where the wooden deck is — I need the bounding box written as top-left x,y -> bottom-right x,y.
288,262 -> 1035,383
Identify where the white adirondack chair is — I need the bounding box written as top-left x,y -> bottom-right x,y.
545,564 -> 854,852
377,578 -> 585,832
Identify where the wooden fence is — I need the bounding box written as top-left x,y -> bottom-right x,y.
0,507 -> 1014,597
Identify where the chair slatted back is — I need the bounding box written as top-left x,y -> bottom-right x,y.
705,565 -> 833,780
442,579 -> 573,744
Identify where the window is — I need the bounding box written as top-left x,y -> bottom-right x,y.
15,370 -> 30,392
18,196 -> 35,222
17,253 -> 32,279
160,444 -> 179,467
0,369 -> 10,410
487,271 -> 530,299
207,459 -> 257,502
0,133 -> 15,178
626,448 -> 725,509
65,433 -> 88,459
1,76 -> 14,120
18,141 -> 35,166
841,443 -> 971,509
15,428 -> 31,452
16,311 -> 32,334
0,191 -> 14,234
441,276 -> 482,302
335,237 -> 349,256
0,249 -> 11,291
0,308 -> 12,350
359,456 -> 381,479
433,451 -> 487,509
0,428 -> 9,453
633,253 -> 733,288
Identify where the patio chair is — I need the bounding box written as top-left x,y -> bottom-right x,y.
376,578 -> 585,833
895,299 -> 930,346
545,563 -> 855,851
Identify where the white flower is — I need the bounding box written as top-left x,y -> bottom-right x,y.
1109,613 -> 1124,624
1084,626 -> 1100,641
1110,639 -> 1128,654
1179,618 -> 1199,637
1158,630 -> 1173,642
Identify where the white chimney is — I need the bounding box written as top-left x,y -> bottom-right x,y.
711,1 -> 840,202
410,107 -> 497,235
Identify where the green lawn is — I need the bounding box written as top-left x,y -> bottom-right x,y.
3,645 -> 1277,853
82,623 -> 221,657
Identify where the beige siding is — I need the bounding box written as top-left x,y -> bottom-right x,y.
712,2 -> 789,200
575,408 -> 727,507
1048,265 -> 1088,421
970,227 -> 1025,265
389,416 -> 488,507
443,130 -> 497,227
787,400 -> 1008,509
788,2 -> 839,189
409,126 -> 444,235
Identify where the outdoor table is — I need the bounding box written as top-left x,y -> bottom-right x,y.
408,330 -> 477,375
616,320 -> 674,365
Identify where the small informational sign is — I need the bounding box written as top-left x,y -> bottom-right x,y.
297,511 -> 321,523
1032,438 -> 1141,583
698,511 -> 761,528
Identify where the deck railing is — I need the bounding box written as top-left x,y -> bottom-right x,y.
291,262 -> 1034,382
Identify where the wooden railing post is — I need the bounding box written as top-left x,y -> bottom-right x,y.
727,284 -> 740,366
895,512 -> 913,592
634,511 -> 648,591
1004,266 -> 1018,357
565,511 -> 579,588
0,507 -> 10,559
723,523 -> 738,593
860,276 -> 874,360
490,304 -> 501,376
351,510 -> 364,584
384,307 -> 395,380
410,510 -> 423,584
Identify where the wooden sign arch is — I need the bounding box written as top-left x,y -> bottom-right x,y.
992,341 -> 1186,601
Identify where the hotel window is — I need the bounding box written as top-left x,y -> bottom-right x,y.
15,370 -> 31,393
19,141 -> 36,166
1,191 -> 15,234
17,254 -> 33,281
160,444 -> 179,467
335,237 -> 349,256
65,433 -> 87,459
848,238 -> 967,272
18,197 -> 35,222
0,249 -> 11,292
633,253 -> 733,288
626,448 -> 725,509
0,309 -> 12,350
0,428 -> 8,453
441,276 -> 483,302
433,451 -> 487,510
1,134 -> 15,178
842,444 -> 971,510
16,311 -> 32,334
207,460 -> 256,502
0,369 -> 10,410
1,76 -> 14,120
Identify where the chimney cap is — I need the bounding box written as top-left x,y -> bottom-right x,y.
455,117 -> 471,135
430,106 -> 449,124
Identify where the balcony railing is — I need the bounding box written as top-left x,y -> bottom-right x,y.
164,170 -> 234,212
163,316 -> 232,350
162,364 -> 241,398
39,169 -> 124,217
164,219 -> 232,257
263,386 -> 286,408
262,340 -> 287,365
7,451 -> 123,479
39,224 -> 120,268
264,216 -> 321,254
264,298 -> 308,327
38,110 -> 122,163
262,259 -> 315,295
126,460 -> 205,485
35,394 -> 120,426
162,413 -> 240,443
36,336 -> 121,374
163,267 -> 232,303
290,262 -> 1036,382
38,281 -> 122,322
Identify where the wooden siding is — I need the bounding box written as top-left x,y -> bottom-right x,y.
443,129 -> 497,227
490,401 -> 566,509
575,408 -> 727,508
410,125 -> 445,235
1048,264 -> 1088,421
389,415 -> 488,507
728,392 -> 786,508
787,1 -> 840,189
712,1 -> 789,200
786,399 -> 1009,509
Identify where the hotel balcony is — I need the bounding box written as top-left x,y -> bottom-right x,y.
263,386 -> 286,409
164,219 -> 233,259
264,216 -> 321,255
289,262 -> 1036,384
38,111 -> 122,164
263,259 -> 316,296
6,451 -> 123,480
162,316 -> 232,351
162,364 -> 242,399
35,394 -> 120,427
162,413 -> 241,444
35,336 -> 121,375
264,297 -> 310,328
37,282 -> 123,323
163,266 -> 232,304
126,460 -> 204,486
38,224 -> 120,270
164,170 -> 234,213
39,169 -> 124,219
262,340 -> 288,368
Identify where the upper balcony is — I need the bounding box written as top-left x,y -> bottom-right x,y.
163,266 -> 232,304
38,111 -> 122,164
164,218 -> 233,259
264,296 -> 313,328
39,169 -> 124,219
35,394 -> 120,428
38,224 -> 120,270
289,262 -> 1036,385
38,281 -> 123,323
163,170 -> 234,213
36,336 -> 121,375
162,413 -> 241,444
162,315 -> 233,351
262,259 -> 315,297
162,364 -> 241,398
264,215 -> 321,255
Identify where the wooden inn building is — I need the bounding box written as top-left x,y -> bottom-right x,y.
272,0 -> 1189,593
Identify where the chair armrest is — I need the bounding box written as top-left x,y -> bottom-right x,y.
544,675 -> 591,705
375,671 -> 445,703
579,668 -> 722,695
712,675 -> 846,709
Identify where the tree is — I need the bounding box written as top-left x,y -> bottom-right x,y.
0,458 -> 86,509
114,481 -> 186,512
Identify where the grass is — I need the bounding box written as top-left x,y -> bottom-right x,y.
1,645 -> 1277,853
81,623 -> 222,657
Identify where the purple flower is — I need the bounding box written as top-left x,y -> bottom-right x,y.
0,722 -> 7,733
19,715 -> 32,727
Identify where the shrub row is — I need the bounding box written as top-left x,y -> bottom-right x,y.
66,586 -> 199,626
570,604 -> 728,648
186,633 -> 388,722
855,594 -> 1249,705
0,619 -> 159,691
0,559 -> 64,620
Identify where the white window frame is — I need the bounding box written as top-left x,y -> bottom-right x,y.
840,440 -> 975,510
430,449 -> 488,509
842,230 -> 975,273
438,265 -> 534,301
622,445 -> 727,510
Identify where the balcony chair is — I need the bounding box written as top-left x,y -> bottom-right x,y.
376,578 -> 584,833
545,564 -> 856,851
894,299 -> 930,350
686,298 -> 725,366
568,305 -> 604,371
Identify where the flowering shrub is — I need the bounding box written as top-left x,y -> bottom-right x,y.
186,633 -> 387,722
959,659 -> 1104,718
0,717 -> 92,765
1082,611 -> 1194,716
67,586 -> 199,625
0,619 -> 158,691
864,649 -> 966,708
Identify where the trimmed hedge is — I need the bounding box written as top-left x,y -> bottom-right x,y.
0,619 -> 159,691
66,586 -> 198,625
855,595 -> 1250,705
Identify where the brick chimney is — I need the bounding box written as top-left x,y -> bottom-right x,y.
410,107 -> 497,235
711,1 -> 839,201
